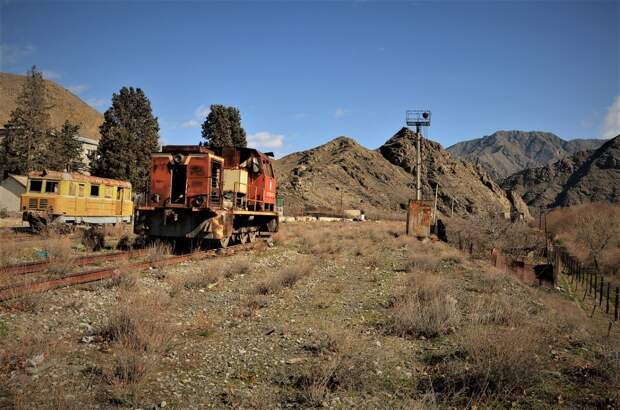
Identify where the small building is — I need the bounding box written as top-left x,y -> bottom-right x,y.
77,135 -> 99,170
0,174 -> 27,213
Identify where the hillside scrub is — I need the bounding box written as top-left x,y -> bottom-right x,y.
0,220 -> 618,408
547,203 -> 620,276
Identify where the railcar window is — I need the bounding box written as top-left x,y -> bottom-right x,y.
117,188 -> 123,200
45,181 -> 58,194
29,180 -> 42,192
90,185 -> 100,197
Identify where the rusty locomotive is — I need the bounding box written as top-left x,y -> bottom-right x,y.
134,145 -> 279,247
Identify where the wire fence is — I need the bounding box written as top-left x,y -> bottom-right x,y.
550,245 -> 619,328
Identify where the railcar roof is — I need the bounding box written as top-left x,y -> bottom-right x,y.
27,170 -> 132,188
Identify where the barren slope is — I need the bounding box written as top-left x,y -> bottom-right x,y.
0,72 -> 103,140
275,137 -> 414,215
379,128 -> 512,216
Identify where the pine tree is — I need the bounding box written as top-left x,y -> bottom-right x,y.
201,104 -> 247,148
47,121 -> 83,172
90,87 -> 160,194
0,66 -> 52,175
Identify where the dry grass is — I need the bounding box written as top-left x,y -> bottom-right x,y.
42,236 -> 76,275
98,291 -> 171,353
470,294 -> 525,326
386,273 -> 460,338
144,241 -> 172,263
282,329 -> 376,405
224,257 -> 251,278
430,326 -> 542,403
254,260 -> 313,295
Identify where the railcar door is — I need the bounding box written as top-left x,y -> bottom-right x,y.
76,183 -> 87,215
186,155 -> 210,208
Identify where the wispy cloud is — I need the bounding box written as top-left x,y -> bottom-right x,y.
181,104 -> 211,128
334,107 -> 345,119
0,44 -> 35,65
181,119 -> 199,129
67,84 -> 88,94
86,98 -> 107,109
601,96 -> 620,139
247,131 -> 285,151
40,69 -> 60,80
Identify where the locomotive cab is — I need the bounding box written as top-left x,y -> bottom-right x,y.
135,145 -> 278,248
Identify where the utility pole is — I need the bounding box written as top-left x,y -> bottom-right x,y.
416,124 -> 422,201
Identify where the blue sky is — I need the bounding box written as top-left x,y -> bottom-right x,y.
1,1 -> 618,156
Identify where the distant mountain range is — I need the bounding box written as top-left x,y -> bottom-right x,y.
447,131 -> 604,180
0,72 -> 103,140
502,136 -> 620,209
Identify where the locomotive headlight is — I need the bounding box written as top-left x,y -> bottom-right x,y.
173,153 -> 184,164
193,196 -> 205,207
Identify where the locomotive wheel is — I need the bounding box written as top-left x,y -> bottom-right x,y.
239,233 -> 249,244
247,232 -> 257,243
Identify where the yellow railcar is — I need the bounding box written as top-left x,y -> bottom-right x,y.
21,170 -> 133,229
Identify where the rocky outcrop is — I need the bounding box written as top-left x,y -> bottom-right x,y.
379,128 -> 512,216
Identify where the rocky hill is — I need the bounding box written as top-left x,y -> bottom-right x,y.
502,135 -> 620,209
276,128 -> 527,218
0,72 -> 103,140
275,137 -> 414,215
447,130 -> 604,180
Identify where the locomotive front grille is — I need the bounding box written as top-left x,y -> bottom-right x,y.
28,198 -> 37,209
39,198 -> 48,209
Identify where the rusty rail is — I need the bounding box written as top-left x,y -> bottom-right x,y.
0,243 -> 255,301
0,249 -> 150,276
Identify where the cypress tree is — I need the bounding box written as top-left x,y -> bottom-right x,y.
201,104 -> 246,148
90,87 -> 160,194
47,121 -> 83,172
0,66 -> 52,175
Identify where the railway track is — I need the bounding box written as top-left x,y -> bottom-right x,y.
0,249 -> 150,276
0,242 -> 255,301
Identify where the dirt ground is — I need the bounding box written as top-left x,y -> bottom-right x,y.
1,221 -> 618,409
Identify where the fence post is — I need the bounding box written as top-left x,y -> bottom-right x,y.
599,278 -> 603,307
615,287 -> 619,322
593,274 -> 598,300
606,282 -> 610,314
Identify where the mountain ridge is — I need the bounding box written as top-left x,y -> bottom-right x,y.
447,130 -> 604,180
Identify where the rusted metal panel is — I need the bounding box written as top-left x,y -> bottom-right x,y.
406,200 -> 433,238
150,155 -> 172,205
490,248 -> 554,287
186,155 -> 211,206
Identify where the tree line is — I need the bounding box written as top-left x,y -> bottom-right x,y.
0,66 -> 247,194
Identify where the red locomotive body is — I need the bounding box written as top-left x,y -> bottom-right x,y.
135,145 -> 278,247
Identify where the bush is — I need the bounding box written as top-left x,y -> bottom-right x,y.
386,274 -> 460,338
431,326 -> 542,402
254,261 -> 313,295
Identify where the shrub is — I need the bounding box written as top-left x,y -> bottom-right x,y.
386,274 -> 460,338
254,262 -> 312,295
224,257 -> 251,278
45,236 -> 76,275
431,326 -> 542,402
98,292 -> 171,353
